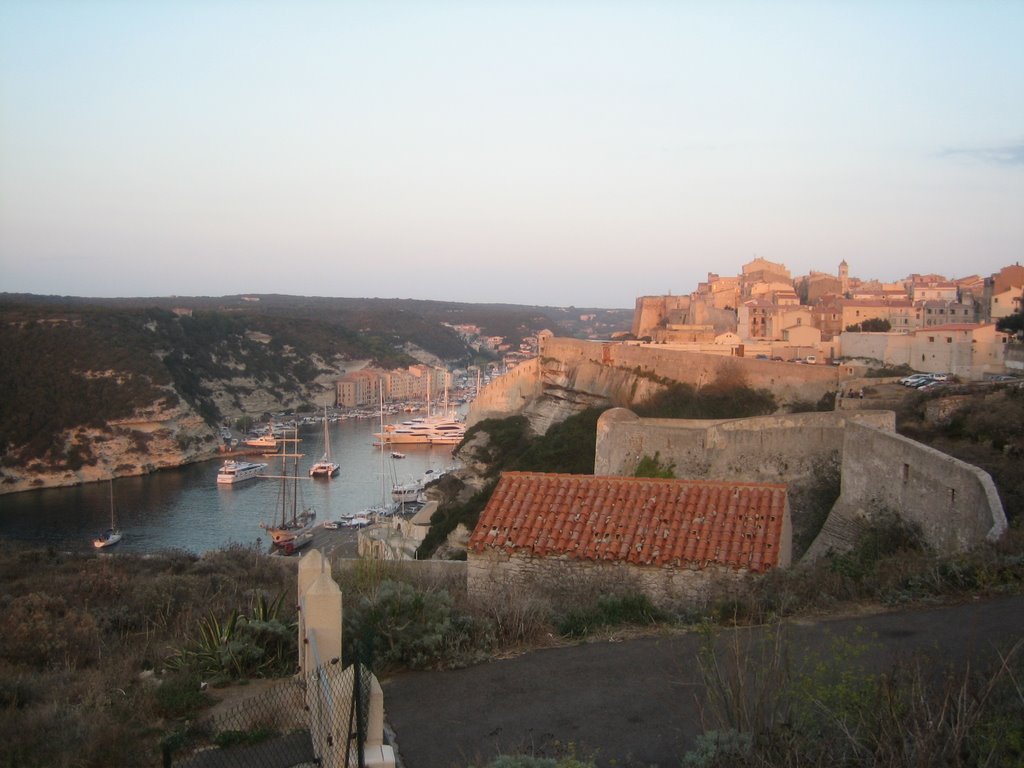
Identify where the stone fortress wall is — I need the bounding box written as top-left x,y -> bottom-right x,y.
542,337 -> 854,405
467,337 -> 862,433
807,423 -> 1007,558
595,409 -> 894,480
595,409 -> 1006,559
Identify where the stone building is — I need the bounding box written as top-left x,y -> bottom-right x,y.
467,472 -> 791,607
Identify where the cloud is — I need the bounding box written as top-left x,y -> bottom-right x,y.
938,141 -> 1024,167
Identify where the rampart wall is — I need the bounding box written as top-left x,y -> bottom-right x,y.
541,337 -> 853,405
594,408 -> 894,480
467,358 -> 543,426
807,423 -> 1007,557
595,408 -> 1006,559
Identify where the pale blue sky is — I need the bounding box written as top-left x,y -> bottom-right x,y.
1,1 -> 1021,307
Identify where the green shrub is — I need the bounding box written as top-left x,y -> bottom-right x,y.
154,670 -> 212,719
634,451 -> 675,478
830,513 -> 928,581
557,593 -> 667,638
344,580 -> 488,670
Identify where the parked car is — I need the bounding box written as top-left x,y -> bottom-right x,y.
900,373 -> 932,386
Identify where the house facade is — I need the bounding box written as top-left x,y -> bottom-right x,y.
467,472 -> 791,607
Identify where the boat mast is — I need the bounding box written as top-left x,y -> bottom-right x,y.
291,426 -> 300,526
323,405 -> 331,461
379,380 -> 387,507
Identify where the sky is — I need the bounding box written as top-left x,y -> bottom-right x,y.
1,1 -> 1022,308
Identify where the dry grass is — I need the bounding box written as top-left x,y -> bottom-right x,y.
0,544 -> 296,768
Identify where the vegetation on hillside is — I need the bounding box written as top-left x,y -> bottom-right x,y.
0,301 -> 419,467
0,545 -> 295,768
4,513 -> 1023,766
632,379 -> 777,419
0,307 -> 178,468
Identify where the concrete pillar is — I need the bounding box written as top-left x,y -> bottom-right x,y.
301,572 -> 343,673
366,675 -> 385,747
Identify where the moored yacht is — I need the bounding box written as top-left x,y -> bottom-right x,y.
216,459 -> 268,485
309,407 -> 340,478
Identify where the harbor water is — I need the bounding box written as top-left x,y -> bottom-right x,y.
0,414 -> 460,555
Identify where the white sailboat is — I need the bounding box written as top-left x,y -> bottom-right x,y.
93,479 -> 123,549
309,406 -> 340,478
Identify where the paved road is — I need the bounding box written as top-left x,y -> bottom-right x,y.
382,595 -> 1024,768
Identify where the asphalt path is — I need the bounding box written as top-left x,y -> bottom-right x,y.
382,595 -> 1024,768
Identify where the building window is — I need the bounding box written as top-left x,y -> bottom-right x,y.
901,464 -> 909,483
946,337 -> 952,343
928,336 -> 935,342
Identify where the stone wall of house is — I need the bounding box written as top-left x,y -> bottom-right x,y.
806,423 -> 1007,557
467,548 -> 750,609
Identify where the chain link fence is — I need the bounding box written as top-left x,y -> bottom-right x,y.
164,660 -> 373,768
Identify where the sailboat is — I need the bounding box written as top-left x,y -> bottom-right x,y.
260,428 -> 316,548
93,479 -> 123,549
308,406 -> 340,478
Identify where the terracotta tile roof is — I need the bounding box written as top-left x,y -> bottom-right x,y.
468,473 -> 787,573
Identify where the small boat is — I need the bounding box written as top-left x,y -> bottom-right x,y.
93,480 -> 123,549
390,451 -> 406,459
270,530 -> 314,556
216,459 -> 268,485
244,431 -> 278,451
309,407 -> 340,478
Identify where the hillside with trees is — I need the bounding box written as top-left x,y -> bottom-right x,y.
0,294 -> 632,485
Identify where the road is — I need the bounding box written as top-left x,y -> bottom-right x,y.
382,595 -> 1024,768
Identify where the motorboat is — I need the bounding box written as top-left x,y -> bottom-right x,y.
216,459 -> 268,484
244,431 -> 278,451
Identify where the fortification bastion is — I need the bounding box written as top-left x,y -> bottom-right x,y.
595,408 -> 1006,560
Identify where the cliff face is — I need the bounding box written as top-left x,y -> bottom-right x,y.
1,392 -> 219,494
467,355 -> 664,435
467,337 -> 857,437
1,360 -> 354,495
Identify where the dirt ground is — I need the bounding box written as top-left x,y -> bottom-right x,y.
382,594 -> 1024,768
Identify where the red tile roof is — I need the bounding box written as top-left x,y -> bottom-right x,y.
468,473 -> 787,573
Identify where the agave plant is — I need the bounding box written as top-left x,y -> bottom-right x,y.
165,594 -> 296,679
